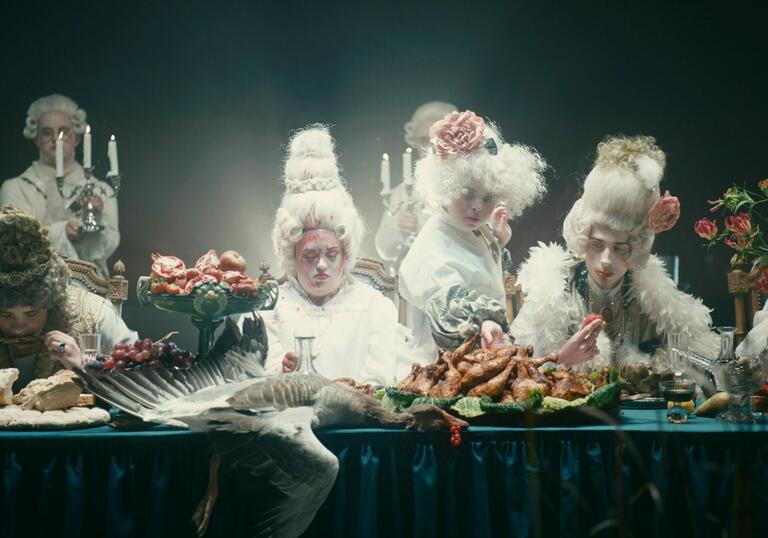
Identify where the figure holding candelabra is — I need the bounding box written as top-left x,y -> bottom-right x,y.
374,101 -> 457,271
0,94 -> 121,278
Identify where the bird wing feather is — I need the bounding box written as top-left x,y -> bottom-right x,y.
212,406 -> 339,538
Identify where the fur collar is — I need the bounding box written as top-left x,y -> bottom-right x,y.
512,242 -> 719,366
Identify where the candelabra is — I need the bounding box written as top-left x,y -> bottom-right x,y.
380,180 -> 421,270
56,167 -> 122,233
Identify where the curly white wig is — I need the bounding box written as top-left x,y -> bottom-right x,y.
23,94 -> 87,139
271,125 -> 365,278
563,135 -> 666,269
414,120 -> 547,219
404,101 -> 458,150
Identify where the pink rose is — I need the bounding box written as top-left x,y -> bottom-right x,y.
429,110 -> 486,158
647,191 -> 680,233
724,212 -> 752,236
694,218 -> 718,241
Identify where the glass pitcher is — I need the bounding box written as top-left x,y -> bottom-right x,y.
293,335 -> 319,375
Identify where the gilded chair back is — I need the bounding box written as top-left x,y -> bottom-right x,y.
65,259 -> 129,316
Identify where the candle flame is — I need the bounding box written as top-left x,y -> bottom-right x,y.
382,153 -> 389,160
405,147 -> 412,154
58,131 -> 64,140
86,124 -> 91,134
110,134 -> 116,141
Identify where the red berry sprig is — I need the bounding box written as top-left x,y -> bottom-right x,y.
449,425 -> 462,447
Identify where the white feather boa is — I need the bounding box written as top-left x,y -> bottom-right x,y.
511,243 -> 719,368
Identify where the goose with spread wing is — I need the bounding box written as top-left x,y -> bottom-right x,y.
75,319 -> 467,538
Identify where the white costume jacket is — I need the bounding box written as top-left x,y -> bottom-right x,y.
397,212 -> 509,373
1,161 -> 120,277
511,243 -> 719,369
244,279 -> 398,386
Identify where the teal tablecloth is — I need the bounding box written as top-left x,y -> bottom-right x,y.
1,410 -> 766,537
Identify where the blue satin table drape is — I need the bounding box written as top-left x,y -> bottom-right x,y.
1,409 -> 766,538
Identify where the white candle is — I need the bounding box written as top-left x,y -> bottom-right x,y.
84,125 -> 92,169
56,131 -> 64,177
402,147 -> 413,185
108,134 -> 119,176
380,153 -> 391,194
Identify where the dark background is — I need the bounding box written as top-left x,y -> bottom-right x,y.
1,1 -> 766,350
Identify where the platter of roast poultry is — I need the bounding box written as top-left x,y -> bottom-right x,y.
380,333 -> 626,425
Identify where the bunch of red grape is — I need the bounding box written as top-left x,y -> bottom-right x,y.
86,338 -> 194,372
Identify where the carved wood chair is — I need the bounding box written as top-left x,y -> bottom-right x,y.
504,271 -> 525,327
349,256 -> 406,324
64,259 -> 129,315
728,257 -> 765,344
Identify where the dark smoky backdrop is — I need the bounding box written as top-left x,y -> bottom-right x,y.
1,1 -> 766,350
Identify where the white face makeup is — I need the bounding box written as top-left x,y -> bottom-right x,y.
0,305 -> 48,338
294,229 -> 345,305
35,110 -> 78,167
445,179 -> 498,231
585,223 -> 631,290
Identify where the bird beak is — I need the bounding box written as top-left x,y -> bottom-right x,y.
440,410 -> 469,430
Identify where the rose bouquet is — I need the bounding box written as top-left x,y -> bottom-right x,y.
695,179 -> 768,293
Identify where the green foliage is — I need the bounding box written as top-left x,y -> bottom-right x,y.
411,395 -> 463,409
450,397 -> 487,418
542,396 -> 588,411
586,379 -> 628,408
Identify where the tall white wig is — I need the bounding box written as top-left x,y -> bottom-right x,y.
414,110 -> 547,219
562,135 -> 667,269
404,101 -> 458,150
23,94 -> 88,139
271,125 -> 365,278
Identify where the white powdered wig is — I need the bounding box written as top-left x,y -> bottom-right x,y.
414,121 -> 547,219
23,94 -> 88,139
563,135 -> 666,269
271,125 -> 365,278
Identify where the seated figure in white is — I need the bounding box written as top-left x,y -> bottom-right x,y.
512,135 -> 720,369
397,110 -> 547,377
241,126 -> 398,386
0,206 -> 136,390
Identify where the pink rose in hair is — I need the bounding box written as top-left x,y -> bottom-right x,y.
429,110 -> 486,158
647,191 -> 680,233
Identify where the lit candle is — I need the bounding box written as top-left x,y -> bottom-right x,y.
108,134 -> 119,176
83,125 -> 92,169
380,153 -> 391,194
402,147 -> 413,185
56,131 -> 64,177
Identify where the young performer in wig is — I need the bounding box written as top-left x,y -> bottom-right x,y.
1,94 -> 120,277
0,206 -> 136,391
397,110 -> 547,373
242,125 -> 398,385
512,135 -> 719,368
